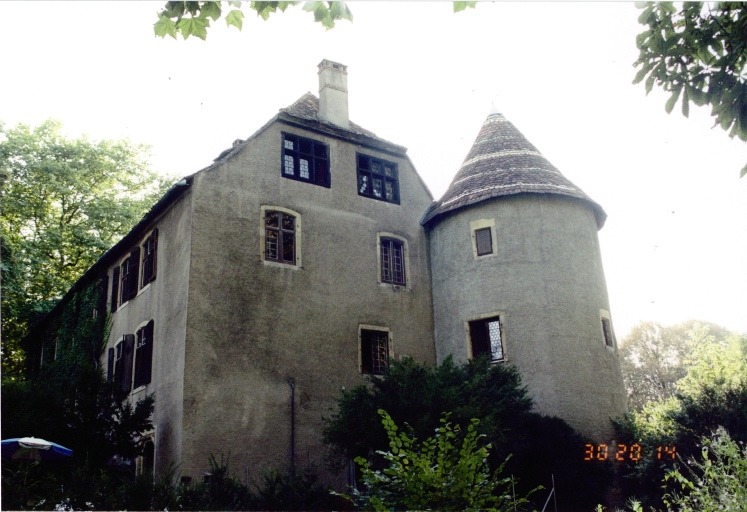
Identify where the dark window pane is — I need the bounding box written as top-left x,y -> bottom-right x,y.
361,329 -> 389,375
602,318 -> 614,347
356,154 -> 399,204
281,133 -> 329,187
265,230 -> 278,260
265,210 -> 296,265
265,211 -> 279,228
281,214 -> 294,230
470,316 -> 504,362
372,178 -> 383,198
299,138 -> 312,154
282,232 -> 295,263
475,227 -> 493,256
381,238 -> 406,285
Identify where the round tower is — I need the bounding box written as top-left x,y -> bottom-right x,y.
422,112 -> 627,440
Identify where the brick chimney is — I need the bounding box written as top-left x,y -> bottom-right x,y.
317,59 -> 349,129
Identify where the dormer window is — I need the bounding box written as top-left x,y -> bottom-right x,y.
357,154 -> 399,204
281,133 -> 330,188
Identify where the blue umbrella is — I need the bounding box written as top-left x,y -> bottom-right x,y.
1,437 -> 73,461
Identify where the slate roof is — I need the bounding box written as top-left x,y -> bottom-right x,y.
278,93 -> 408,156
421,112 -> 606,228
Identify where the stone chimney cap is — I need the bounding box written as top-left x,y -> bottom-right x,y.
318,59 -> 348,74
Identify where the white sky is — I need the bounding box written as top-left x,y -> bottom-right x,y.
2,1 -> 746,340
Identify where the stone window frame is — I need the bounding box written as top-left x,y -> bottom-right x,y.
359,325 -> 392,375
356,153 -> 400,204
469,218 -> 497,259
466,312 -> 506,363
260,206 -> 303,269
600,309 -> 616,350
281,132 -> 330,188
376,233 -> 409,288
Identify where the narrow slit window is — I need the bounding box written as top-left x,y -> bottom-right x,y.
602,317 -> 614,348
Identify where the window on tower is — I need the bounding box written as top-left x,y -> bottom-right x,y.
469,316 -> 504,362
601,315 -> 615,348
470,219 -> 496,259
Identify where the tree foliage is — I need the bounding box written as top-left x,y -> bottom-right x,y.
663,428 -> 747,512
153,1 -> 477,40
614,321 -> 747,508
153,1 -> 353,39
1,282 -> 156,510
0,119 -> 170,380
619,320 -> 740,410
324,356 -> 610,510
632,2 -> 747,176
345,410 -> 532,512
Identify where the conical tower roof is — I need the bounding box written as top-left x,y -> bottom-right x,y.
422,112 -> 606,227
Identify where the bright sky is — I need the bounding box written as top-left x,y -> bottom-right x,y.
2,1 -> 746,340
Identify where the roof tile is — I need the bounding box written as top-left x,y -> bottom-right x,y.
422,113 -> 606,227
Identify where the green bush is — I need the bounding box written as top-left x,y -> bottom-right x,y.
345,410 -> 536,512
664,428 -> 747,511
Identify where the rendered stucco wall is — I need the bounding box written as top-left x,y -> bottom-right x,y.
180,121 -> 436,484
428,194 -> 627,440
105,193 -> 192,475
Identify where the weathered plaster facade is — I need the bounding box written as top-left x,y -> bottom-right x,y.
32,60 -> 627,485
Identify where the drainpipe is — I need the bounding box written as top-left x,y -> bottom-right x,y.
287,377 -> 296,475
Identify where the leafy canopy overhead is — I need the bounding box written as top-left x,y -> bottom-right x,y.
632,2 -> 747,175
154,1 -> 353,39
153,1 -> 476,40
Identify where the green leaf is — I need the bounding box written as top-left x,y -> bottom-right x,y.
633,65 -> 650,85
225,9 -> 244,30
740,162 -> 747,178
665,85 -> 681,114
177,17 -> 208,40
200,1 -> 222,21
645,74 -> 656,95
329,1 -> 353,22
681,86 -> 689,117
153,15 -> 178,39
251,1 -> 277,20
453,1 -> 477,13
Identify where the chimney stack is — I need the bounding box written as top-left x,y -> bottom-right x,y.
317,60 -> 349,129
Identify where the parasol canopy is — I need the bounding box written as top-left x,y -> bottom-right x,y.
1,437 -> 73,461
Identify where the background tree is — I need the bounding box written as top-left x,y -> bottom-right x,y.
632,2 -> 747,176
0,119 -> 171,380
324,356 -> 611,510
618,320 -> 735,410
1,283 -> 155,510
614,320 -> 747,508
